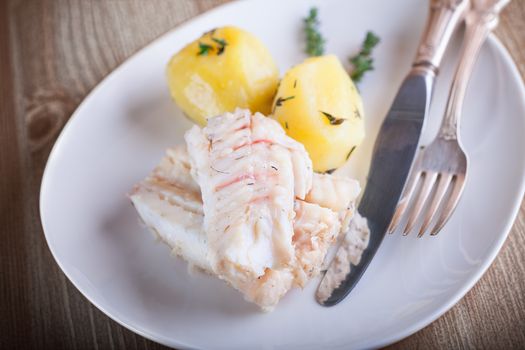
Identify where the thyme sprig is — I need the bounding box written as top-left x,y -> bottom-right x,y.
349,31 -> 380,83
304,7 -> 325,56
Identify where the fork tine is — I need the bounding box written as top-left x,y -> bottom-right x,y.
430,174 -> 466,235
403,171 -> 438,235
418,173 -> 453,237
387,171 -> 422,234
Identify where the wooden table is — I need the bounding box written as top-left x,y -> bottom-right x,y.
1,1 -> 524,349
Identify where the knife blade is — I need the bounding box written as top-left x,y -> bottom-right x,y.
317,72 -> 432,306
316,0 -> 469,306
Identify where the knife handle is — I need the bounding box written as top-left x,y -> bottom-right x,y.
413,0 -> 469,74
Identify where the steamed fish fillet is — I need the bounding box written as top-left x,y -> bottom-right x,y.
292,200 -> 340,287
308,173 -> 361,213
309,173 -> 361,233
130,145 -> 349,310
236,200 -> 339,309
153,146 -> 201,195
185,109 -> 313,283
316,213 -> 370,304
131,147 -> 209,272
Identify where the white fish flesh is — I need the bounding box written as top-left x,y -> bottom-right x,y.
185,109 -> 313,285
130,109 -> 363,310
130,145 -> 209,271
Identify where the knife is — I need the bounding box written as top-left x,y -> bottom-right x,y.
317,0 -> 469,306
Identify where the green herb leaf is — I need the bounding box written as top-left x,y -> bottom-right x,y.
212,37 -> 228,55
304,7 -> 325,56
346,146 -> 356,160
285,121 -> 289,129
320,111 -> 346,125
362,31 -> 380,55
275,96 -> 295,108
349,31 -> 380,83
197,42 -> 213,56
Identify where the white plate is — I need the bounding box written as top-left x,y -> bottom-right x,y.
40,0 -> 525,348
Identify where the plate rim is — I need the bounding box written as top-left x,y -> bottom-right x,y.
39,0 -> 525,348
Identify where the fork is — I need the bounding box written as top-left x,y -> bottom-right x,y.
388,0 -> 510,237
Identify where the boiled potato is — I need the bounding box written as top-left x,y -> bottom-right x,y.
167,26 -> 279,125
271,55 -> 365,172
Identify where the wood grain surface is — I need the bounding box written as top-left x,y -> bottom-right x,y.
1,0 -> 524,349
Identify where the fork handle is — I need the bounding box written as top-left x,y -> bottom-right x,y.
412,0 -> 469,75
438,0 -> 510,140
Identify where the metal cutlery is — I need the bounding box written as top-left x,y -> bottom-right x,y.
317,0 -> 469,306
388,0 -> 510,237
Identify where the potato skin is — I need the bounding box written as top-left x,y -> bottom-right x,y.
167,26 -> 279,125
271,55 -> 365,172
